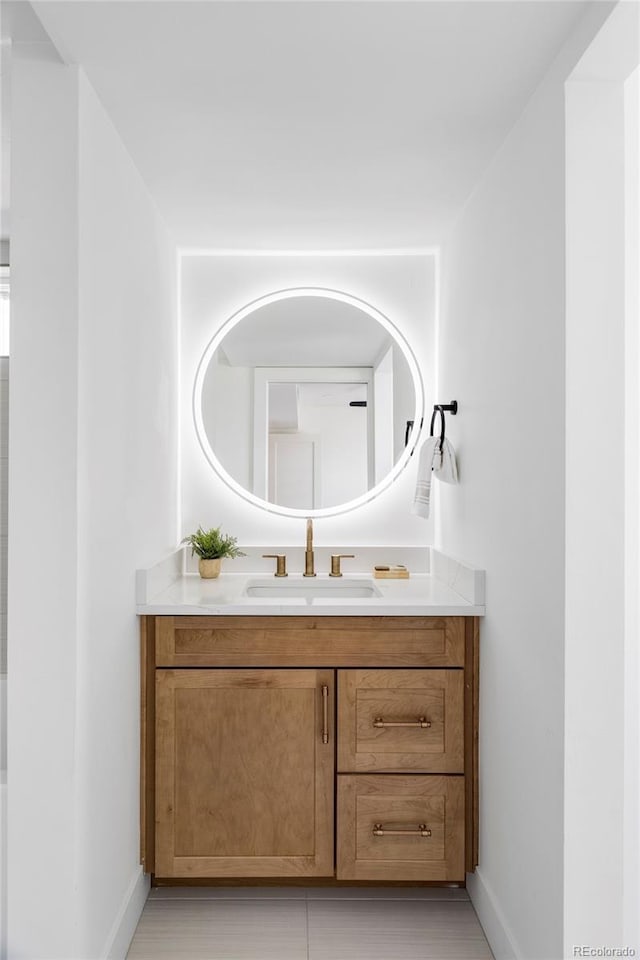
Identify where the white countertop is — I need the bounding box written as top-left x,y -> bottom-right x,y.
136,555 -> 485,618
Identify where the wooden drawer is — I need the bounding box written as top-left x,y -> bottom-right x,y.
338,669 -> 464,773
155,616 -> 466,668
337,774 -> 465,881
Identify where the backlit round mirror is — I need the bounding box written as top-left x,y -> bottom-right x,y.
193,288 -> 424,517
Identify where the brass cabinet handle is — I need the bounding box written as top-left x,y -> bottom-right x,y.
321,684 -> 329,744
373,823 -> 432,838
373,716 -> 431,728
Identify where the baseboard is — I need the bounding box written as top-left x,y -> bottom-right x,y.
467,868 -> 522,960
101,867 -> 150,960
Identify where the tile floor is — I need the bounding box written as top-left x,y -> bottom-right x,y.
126,887 -> 494,960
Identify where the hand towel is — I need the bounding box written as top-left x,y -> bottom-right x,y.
434,437 -> 458,484
411,436 -> 441,518
411,437 -> 459,518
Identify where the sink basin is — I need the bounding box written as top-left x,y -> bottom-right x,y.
243,577 -> 382,599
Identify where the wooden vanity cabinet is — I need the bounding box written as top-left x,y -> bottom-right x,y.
141,615 -> 479,884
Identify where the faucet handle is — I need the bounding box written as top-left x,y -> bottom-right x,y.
262,554 -> 288,577
329,554 -> 355,578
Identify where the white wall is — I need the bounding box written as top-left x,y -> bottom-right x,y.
0,357 -> 8,675
75,72 -> 177,959
8,48 -> 177,959
9,46 -> 81,959
202,353 -> 253,490
623,63 -> 639,958
436,6 -> 612,959
0,358 -> 8,960
181,253 -> 435,546
565,4 -> 639,953
565,77 -> 625,955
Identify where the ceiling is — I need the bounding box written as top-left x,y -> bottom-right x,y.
14,1 -> 590,248
219,295 -> 391,366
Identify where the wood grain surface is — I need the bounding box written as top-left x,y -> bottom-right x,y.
337,669 -> 464,774
155,616 -> 466,668
337,774 -> 465,882
155,669 -> 334,878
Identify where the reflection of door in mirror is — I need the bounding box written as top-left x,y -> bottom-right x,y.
255,371 -> 373,510
268,433 -> 321,508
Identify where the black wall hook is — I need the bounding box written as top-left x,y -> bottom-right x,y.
406,402 -> 457,451
404,417 -> 423,447
430,401 -> 458,451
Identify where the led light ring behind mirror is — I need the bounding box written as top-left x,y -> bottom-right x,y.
192,287 -> 424,518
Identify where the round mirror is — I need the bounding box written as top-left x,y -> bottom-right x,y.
193,288 -> 424,517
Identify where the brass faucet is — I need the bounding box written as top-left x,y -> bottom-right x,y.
329,554 -> 355,578
262,554 -> 288,577
304,518 -> 316,577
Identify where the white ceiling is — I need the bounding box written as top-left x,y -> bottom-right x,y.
219,295 -> 391,365
21,1 -> 590,248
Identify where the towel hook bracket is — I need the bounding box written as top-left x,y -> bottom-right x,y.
430,400 -> 458,451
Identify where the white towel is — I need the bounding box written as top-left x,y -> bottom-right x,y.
435,437 -> 458,484
411,437 -> 440,518
411,437 -> 458,519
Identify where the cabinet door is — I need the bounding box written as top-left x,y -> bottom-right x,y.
338,669 -> 464,773
155,669 -> 334,878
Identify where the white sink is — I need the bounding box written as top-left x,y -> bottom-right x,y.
243,577 -> 382,599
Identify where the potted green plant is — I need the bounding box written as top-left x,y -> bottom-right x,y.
181,525 -> 246,579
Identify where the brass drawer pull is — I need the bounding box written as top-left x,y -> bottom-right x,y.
322,684 -> 329,744
373,823 -> 432,838
373,716 -> 431,728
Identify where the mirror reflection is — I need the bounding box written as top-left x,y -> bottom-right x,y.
197,292 -> 420,511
